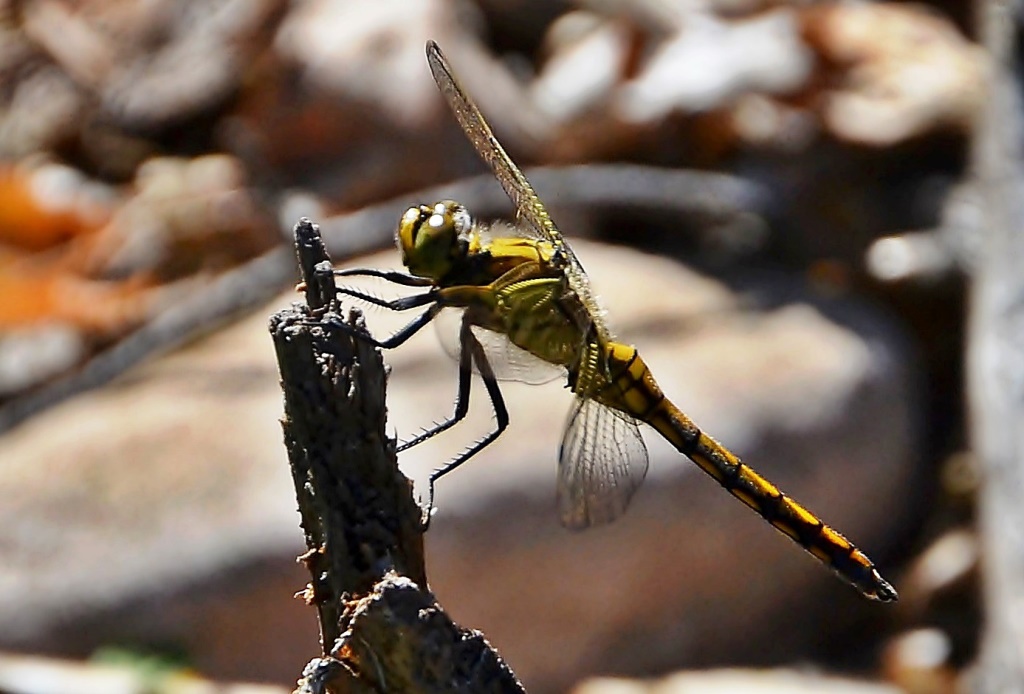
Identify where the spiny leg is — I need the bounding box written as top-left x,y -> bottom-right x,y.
336,285 -> 437,313
324,265 -> 446,348
423,317 -> 509,527
331,269 -> 510,527
325,300 -> 443,349
332,265 -> 437,327
297,268 -> 433,295
334,267 -> 435,287
398,316 -> 474,453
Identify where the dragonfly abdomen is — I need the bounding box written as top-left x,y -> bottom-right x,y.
599,342 -> 897,602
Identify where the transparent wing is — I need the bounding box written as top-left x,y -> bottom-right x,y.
478,218 -> 535,244
434,307 -> 563,385
426,40 -> 611,341
557,396 -> 650,529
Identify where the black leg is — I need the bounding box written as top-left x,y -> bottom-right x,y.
327,302 -> 443,349
334,267 -> 433,287
336,286 -> 437,312
422,321 -> 509,528
397,315 -> 476,453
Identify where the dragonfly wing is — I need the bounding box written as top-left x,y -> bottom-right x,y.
434,307 -> 563,385
557,395 -> 650,529
425,41 -> 611,341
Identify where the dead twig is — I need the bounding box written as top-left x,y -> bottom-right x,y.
270,218 -> 525,694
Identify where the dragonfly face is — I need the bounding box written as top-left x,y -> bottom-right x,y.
330,40 -> 898,602
397,200 -> 475,282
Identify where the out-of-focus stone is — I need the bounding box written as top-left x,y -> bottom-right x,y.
889,528 -> 979,674
273,0 -> 443,133
616,9 -> 812,122
82,154 -> 278,280
802,3 -> 986,145
0,240 -> 917,691
0,161 -> 113,251
0,63 -> 84,160
532,14 -> 628,125
0,325 -> 86,396
241,0 -> 519,207
0,154 -> 277,397
0,650 -> 289,694
0,300 -> 311,680
5,0 -> 284,176
881,628 -> 958,694
574,668 -> 902,693
899,529 -> 978,613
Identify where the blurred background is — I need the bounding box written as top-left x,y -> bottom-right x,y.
0,0 -> 997,692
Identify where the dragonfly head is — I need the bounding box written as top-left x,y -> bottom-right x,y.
397,200 -> 474,280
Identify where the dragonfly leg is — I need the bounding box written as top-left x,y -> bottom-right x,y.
397,316 -> 475,453
336,286 -> 437,312
422,323 -> 509,528
327,302 -> 443,349
334,267 -> 434,287
297,268 -> 432,294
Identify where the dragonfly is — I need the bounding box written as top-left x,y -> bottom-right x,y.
332,40 -> 898,602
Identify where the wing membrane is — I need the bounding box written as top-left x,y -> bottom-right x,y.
425,41 -> 611,341
557,396 -> 649,529
435,307 -> 563,384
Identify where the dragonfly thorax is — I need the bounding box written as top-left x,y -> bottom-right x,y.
397,200 -> 476,281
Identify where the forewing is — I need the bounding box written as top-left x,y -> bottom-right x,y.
557,396 -> 649,529
425,41 -> 611,340
434,308 -> 563,385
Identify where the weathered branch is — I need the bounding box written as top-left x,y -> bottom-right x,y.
270,218 -> 525,694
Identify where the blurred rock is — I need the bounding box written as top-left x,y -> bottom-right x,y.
0,266 -> 153,335
616,8 -> 812,122
0,239 -> 917,691
0,324 -> 86,397
727,94 -> 817,153
20,0 -> 284,130
520,1 -> 980,162
802,3 -> 986,145
274,0 -> 451,133
0,155 -> 277,398
889,529 -> 980,674
0,161 -> 113,252
0,0 -> 283,177
573,668 -> 901,694
900,529 -> 978,614
881,628 -> 958,694
528,13 -> 636,163
82,154 -> 278,280
866,231 -> 959,285
0,301 -> 311,680
0,650 -> 289,694
232,0 -> 495,207
0,59 -> 84,160
532,13 -> 627,125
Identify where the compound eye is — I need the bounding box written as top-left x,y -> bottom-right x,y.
427,210 -> 448,230
397,205 -> 430,247
403,206 -> 422,226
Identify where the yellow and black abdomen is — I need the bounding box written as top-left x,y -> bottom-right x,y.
596,342 -> 898,602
